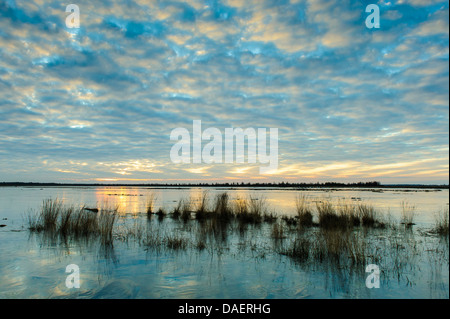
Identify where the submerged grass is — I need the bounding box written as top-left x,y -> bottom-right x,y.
281,228 -> 377,266
165,233 -> 189,250
146,193 -> 157,216
180,198 -> 193,222
432,208 -> 449,237
271,221 -> 286,239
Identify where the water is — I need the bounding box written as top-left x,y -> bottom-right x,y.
0,186 -> 448,299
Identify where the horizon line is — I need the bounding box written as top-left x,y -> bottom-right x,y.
0,181 -> 448,189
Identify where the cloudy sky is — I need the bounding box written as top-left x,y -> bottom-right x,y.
0,0 -> 448,184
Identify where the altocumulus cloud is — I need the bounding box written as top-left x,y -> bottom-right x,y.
0,0 -> 448,184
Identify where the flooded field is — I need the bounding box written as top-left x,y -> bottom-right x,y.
0,186 -> 448,299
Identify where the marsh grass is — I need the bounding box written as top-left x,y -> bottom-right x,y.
317,229 -> 349,262
344,232 -> 370,265
155,207 -> 167,221
146,193 -> 157,216
142,228 -> 164,251
183,193 -> 273,225
25,193 -> 448,286
97,209 -> 118,243
235,196 -> 267,224
233,196 -> 249,216
296,194 -> 314,227
263,211 -> 278,223
271,222 -> 286,239
195,236 -> 207,251
337,201 -> 360,227
401,201 -> 416,227
314,199 -> 385,230
212,192 -> 233,221
180,198 -> 193,222
171,200 -> 182,220
282,229 -> 375,266
27,198 -> 118,243
115,220 -> 145,242
165,233 -> 189,250
29,198 -> 64,231
281,215 -> 297,227
358,204 -> 386,228
282,236 -> 311,262
141,224 -> 196,251
200,217 -> 230,244
195,191 -> 210,221
433,208 -> 449,236
316,200 -> 350,229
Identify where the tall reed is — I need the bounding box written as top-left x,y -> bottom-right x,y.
295,194 -> 314,227
401,201 -> 416,227
195,191 -> 210,220
433,208 -> 449,236
146,193 -> 157,216
27,198 -> 118,243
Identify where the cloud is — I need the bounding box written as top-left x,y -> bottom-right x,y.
0,0 -> 448,184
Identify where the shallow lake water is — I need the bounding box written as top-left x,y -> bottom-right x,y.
0,186 -> 448,299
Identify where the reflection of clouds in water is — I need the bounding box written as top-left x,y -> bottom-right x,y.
1,225 -> 448,298
88,280 -> 140,299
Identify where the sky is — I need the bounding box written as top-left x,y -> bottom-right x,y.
0,0 -> 448,184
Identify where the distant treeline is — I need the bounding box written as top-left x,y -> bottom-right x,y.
0,181 -> 448,189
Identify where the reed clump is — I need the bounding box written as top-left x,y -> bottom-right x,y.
27,198 -> 118,243
314,199 -> 385,230
358,204 -> 385,228
180,198 -> 193,222
337,201 -> 360,227
401,201 -> 416,227
263,211 -> 278,223
193,192 -> 235,222
171,200 -> 183,220
146,193 -> 157,217
235,196 -> 266,224
296,194 -> 314,227
155,207 -> 167,221
316,200 -> 350,229
282,216 -> 297,226
432,208 -> 449,236
195,192 -> 210,221
212,192 -> 233,221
